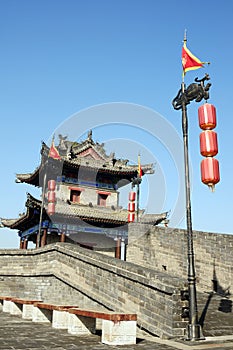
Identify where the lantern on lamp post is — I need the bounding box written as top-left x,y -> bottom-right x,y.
198,103 -> 220,191
172,73 -> 215,341
128,190 -> 136,223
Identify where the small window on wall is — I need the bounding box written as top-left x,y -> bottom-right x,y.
70,190 -> 81,203
98,193 -> 108,207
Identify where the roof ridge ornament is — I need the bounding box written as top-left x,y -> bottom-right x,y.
87,129 -> 93,142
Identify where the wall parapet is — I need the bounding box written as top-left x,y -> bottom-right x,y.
128,224 -> 233,294
0,242 -> 188,339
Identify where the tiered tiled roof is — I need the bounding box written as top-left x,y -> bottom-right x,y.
1,132 -> 169,238
54,202 -> 168,225
0,193 -> 42,230
1,193 -> 168,229
16,132 -> 154,186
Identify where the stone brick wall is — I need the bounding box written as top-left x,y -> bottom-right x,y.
127,224 -> 233,294
0,243 -> 188,339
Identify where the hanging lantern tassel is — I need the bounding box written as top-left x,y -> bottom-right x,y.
200,157 -> 220,192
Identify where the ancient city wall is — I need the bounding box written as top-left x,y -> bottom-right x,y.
0,243 -> 188,338
127,224 -> 233,295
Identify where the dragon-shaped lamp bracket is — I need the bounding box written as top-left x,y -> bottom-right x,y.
172,74 -> 211,110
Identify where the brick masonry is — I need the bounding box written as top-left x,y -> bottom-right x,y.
0,243 -> 188,339
127,224 -> 233,294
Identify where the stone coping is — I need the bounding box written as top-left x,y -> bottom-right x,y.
67,307 -> 137,321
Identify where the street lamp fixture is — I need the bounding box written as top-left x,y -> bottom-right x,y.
172,73 -> 211,341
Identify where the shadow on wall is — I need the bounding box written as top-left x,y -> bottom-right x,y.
199,259 -> 232,329
218,298 -> 232,313
212,258 -> 231,298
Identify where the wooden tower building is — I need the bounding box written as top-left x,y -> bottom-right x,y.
1,131 -> 167,259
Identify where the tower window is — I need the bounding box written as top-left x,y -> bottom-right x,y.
70,190 -> 81,203
98,193 -> 108,207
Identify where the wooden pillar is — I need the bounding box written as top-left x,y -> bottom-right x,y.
36,232 -> 40,248
23,239 -> 28,250
41,229 -> 47,247
115,238 -> 121,259
19,239 -> 24,249
60,233 -> 66,243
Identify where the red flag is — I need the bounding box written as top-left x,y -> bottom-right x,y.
182,42 -> 203,75
138,154 -> 143,178
49,140 -> 61,160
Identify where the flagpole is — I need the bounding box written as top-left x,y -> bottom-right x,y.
37,167 -> 47,248
136,178 -> 140,222
183,29 -> 187,46
37,138 -> 51,249
37,138 -> 51,248
182,30 -> 187,85
172,32 -> 210,341
131,153 -> 142,222
137,153 -> 141,222
37,135 -> 61,248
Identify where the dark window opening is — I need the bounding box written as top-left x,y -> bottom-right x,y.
98,193 -> 108,207
70,190 -> 81,203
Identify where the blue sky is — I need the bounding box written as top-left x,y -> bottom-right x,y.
0,0 -> 232,248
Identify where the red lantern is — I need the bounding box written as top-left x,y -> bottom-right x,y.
128,212 -> 135,223
200,130 -> 218,157
48,179 -> 56,191
128,191 -> 136,222
201,157 -> 220,191
48,191 -> 56,203
128,202 -> 135,212
129,191 -> 136,201
47,202 -> 55,215
198,103 -> 217,130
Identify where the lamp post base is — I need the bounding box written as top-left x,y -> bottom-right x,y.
186,324 -> 205,341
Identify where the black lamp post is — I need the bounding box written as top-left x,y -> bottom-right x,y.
37,147 -> 63,248
172,73 -> 211,340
